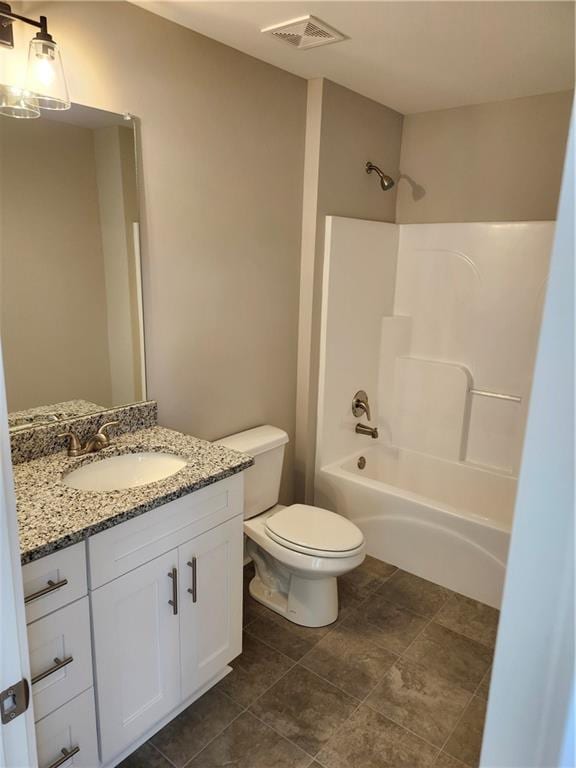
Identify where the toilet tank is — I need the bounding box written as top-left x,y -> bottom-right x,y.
215,426 -> 289,519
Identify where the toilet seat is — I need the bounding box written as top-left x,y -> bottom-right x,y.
264,504 -> 364,558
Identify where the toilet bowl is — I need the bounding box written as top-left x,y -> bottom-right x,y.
215,426 -> 365,627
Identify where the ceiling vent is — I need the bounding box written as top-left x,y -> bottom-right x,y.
261,15 -> 347,50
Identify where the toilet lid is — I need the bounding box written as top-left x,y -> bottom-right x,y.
265,504 -> 364,554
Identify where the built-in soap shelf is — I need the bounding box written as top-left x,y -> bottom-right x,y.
378,315 -> 523,472
392,356 -> 471,461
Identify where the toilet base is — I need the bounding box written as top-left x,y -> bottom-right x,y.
249,573 -> 338,628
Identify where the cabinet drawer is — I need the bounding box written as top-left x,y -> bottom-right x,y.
28,597 -> 93,722
88,473 -> 243,589
35,688 -> 98,768
23,543 -> 87,624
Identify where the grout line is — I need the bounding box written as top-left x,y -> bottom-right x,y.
297,633 -> 401,703
272,581 -> 448,761
241,626 -> 301,666
312,751 -> 330,767
429,616 -> 499,652
150,565 -> 474,768
180,707 -> 247,768
396,615 -> 434,660
350,615 -> 443,758
152,686 -> 252,768
242,623 -> 314,664
293,569 -> 411,764
362,698 -> 444,754
247,707 -> 318,762
366,586 -> 443,622
310,605 -> 458,762
240,640 -> 361,764
244,654 -> 299,709
371,587 -> 492,767
297,646 -> 398,699
215,686 -> 250,710
372,587 -> 453,623
243,611 -> 342,660
290,663 -> 362,705
240,563 -> 492,768
434,671 -> 488,766
314,694 -> 366,762
148,740 -> 178,768
240,600 -> 380,764
476,664 -> 492,698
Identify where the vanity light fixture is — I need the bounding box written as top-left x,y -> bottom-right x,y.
0,2 -> 70,118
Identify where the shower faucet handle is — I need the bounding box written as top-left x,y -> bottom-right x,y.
352,390 -> 371,421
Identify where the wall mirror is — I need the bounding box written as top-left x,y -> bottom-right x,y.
0,103 -> 146,431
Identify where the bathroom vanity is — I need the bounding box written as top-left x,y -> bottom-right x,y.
1,99 -> 256,767
15,415 -> 252,768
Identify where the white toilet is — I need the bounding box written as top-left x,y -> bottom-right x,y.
216,425 -> 365,627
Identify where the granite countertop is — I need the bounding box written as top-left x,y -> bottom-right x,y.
15,426 -> 253,565
9,399 -> 104,431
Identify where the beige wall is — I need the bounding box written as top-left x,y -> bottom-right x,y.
397,90 -> 573,223
296,79 -> 403,499
0,118 -> 113,411
27,1 -> 307,501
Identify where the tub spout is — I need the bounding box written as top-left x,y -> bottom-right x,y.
355,423 -> 379,439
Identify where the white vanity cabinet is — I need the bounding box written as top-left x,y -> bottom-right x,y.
89,474 -> 244,765
90,549 -> 181,761
22,542 -> 99,768
178,517 -> 243,699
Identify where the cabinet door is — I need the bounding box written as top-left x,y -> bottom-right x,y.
91,549 -> 180,763
179,516 -> 243,699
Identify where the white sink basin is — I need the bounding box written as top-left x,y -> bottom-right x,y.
62,452 -> 188,492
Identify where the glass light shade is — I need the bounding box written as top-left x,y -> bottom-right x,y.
25,37 -> 70,110
0,84 -> 39,118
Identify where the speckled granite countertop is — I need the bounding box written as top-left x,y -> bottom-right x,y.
8,399 -> 104,431
15,426 -> 253,565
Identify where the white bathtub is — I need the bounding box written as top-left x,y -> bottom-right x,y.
316,446 -> 515,608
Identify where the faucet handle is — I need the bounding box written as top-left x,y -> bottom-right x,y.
352,390 -> 371,421
57,430 -> 82,456
96,420 -> 120,438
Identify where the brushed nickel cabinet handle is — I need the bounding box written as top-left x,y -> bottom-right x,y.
25,578 -> 68,604
168,568 -> 178,615
187,558 -> 197,603
45,745 -> 80,768
32,655 -> 74,686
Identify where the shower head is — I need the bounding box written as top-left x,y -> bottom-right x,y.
366,161 -> 395,191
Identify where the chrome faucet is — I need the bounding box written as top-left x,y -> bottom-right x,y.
355,423 -> 379,439
58,420 -> 120,457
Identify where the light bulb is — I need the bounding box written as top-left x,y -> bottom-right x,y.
25,36 -> 69,110
33,54 -> 56,88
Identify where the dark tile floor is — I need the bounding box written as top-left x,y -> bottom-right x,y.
119,556 -> 498,768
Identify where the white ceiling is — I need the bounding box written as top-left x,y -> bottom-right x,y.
132,1 -> 575,114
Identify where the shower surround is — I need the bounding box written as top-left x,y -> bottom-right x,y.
315,217 -> 554,607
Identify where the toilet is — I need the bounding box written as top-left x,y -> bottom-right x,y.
216,425 -> 365,627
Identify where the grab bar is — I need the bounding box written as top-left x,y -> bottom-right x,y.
469,388 -> 521,403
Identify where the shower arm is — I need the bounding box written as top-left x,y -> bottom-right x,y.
366,161 -> 395,191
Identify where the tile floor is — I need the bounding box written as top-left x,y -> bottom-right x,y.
119,556 -> 499,768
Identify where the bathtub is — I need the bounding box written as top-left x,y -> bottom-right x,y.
316,445 -> 515,608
